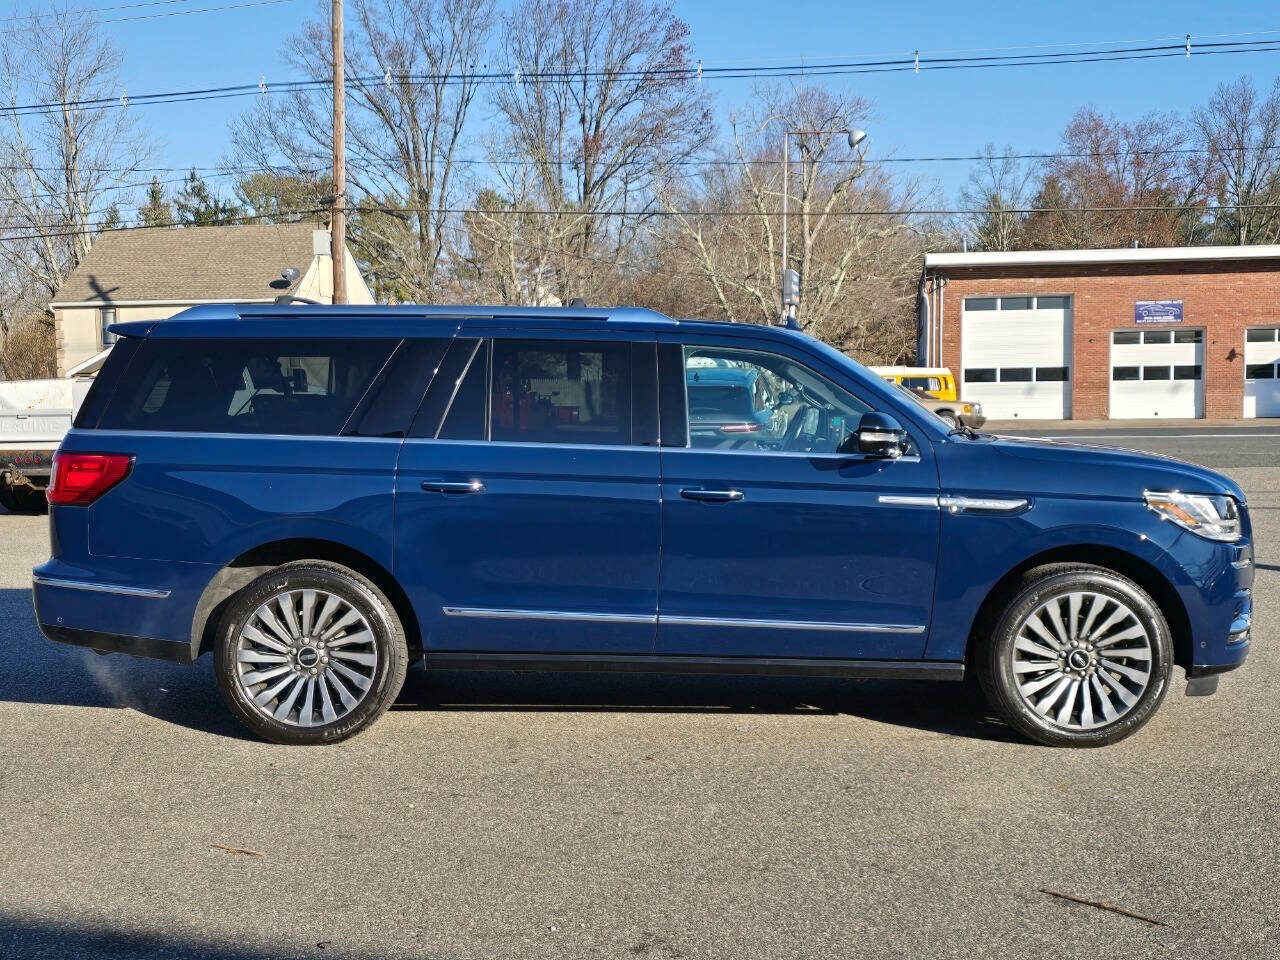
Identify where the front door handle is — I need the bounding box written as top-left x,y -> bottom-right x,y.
421,479 -> 485,494
681,488 -> 744,502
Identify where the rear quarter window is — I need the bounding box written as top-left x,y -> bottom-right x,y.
96,338 -> 397,436
73,337 -> 143,429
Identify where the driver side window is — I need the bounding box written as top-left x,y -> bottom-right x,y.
682,345 -> 872,454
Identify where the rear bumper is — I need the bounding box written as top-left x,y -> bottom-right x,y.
2,451 -> 55,481
40,623 -> 193,662
32,558 -> 216,662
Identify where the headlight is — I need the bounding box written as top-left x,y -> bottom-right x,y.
1144,491 -> 1241,542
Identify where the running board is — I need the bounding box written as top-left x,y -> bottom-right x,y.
420,652 -> 964,681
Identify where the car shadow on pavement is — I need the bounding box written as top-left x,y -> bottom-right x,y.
395,666 -> 1021,743
0,912 -> 393,960
0,588 -> 254,741
1,587 -> 1015,744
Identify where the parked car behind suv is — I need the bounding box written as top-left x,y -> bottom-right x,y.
34,305 -> 1253,746
893,383 -> 986,430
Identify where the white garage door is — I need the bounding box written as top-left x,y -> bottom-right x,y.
1110,328 -> 1203,419
961,294 -> 1071,419
1244,327 -> 1280,418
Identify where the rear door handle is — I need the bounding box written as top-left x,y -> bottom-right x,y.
680,488 -> 744,502
421,479 -> 485,494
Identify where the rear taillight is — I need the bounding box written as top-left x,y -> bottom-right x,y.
46,453 -> 133,506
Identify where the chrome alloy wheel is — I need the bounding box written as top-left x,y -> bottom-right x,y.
234,589 -> 379,727
1010,591 -> 1153,732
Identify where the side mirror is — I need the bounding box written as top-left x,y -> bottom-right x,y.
855,411 -> 908,459
777,391 -> 796,406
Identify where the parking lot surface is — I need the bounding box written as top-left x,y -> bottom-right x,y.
0,430 -> 1276,960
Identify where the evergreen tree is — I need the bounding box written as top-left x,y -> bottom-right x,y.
174,169 -> 242,226
137,177 -> 173,226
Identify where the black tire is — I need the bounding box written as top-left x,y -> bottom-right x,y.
14,485 -> 47,514
975,563 -> 1173,747
214,561 -> 408,745
0,482 -> 22,514
937,411 -> 958,429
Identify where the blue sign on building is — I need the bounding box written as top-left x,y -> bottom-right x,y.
1134,300 -> 1183,324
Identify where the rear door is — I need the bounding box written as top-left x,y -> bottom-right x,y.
394,326 -> 663,653
656,332 -> 941,661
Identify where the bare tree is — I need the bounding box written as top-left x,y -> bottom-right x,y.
1022,107 -> 1200,249
1192,76 -> 1280,245
657,86 -> 928,362
0,6 -> 151,325
469,0 -> 712,304
957,145 -> 1032,251
230,0 -> 496,301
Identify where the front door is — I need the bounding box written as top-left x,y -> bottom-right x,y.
656,336 -> 940,660
395,330 -> 662,653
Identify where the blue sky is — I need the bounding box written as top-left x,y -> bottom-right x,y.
10,0 -> 1280,205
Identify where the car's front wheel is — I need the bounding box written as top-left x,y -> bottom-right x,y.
976,563 -> 1173,747
214,561 -> 408,745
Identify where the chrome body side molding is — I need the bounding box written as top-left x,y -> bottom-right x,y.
32,576 -> 171,599
938,495 -> 1030,514
877,495 -> 940,508
876,494 -> 1029,513
443,606 -> 657,625
659,614 -> 925,634
444,606 -> 925,635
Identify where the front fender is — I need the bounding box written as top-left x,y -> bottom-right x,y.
923,496 -> 1231,663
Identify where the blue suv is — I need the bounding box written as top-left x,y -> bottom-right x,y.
33,305 -> 1254,746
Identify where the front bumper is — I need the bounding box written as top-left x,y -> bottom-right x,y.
1181,539 -> 1253,687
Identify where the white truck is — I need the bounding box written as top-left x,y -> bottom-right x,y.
0,376 -> 94,512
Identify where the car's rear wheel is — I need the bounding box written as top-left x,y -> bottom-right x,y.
214,561 -> 408,745
976,564 -> 1172,747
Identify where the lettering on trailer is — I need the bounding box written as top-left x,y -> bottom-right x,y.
1134,300 -> 1184,324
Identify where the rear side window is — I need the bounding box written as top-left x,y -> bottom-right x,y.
346,339 -> 448,437
491,340 -> 631,445
901,376 -> 941,392
97,339 -> 397,436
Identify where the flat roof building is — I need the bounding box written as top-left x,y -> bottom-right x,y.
919,245 -> 1280,420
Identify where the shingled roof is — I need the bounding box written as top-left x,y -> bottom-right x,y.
52,223 -> 323,304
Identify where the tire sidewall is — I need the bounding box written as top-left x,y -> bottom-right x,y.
214,563 -> 407,745
984,569 -> 1173,747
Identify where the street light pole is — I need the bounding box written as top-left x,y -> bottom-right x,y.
779,126 -> 868,326
780,128 -> 790,325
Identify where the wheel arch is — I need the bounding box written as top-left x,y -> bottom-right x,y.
965,544 -> 1193,670
191,538 -> 422,659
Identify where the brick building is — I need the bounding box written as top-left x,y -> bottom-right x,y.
918,246 -> 1280,420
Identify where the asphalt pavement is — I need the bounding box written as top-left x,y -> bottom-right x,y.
0,428 -> 1276,960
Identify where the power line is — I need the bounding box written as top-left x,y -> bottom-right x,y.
2,0 -> 196,23
5,36 -> 1280,118
4,200 -> 1278,243
102,0 -> 294,23
9,137 -> 1280,184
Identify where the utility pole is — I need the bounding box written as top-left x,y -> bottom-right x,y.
330,0 -> 347,304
